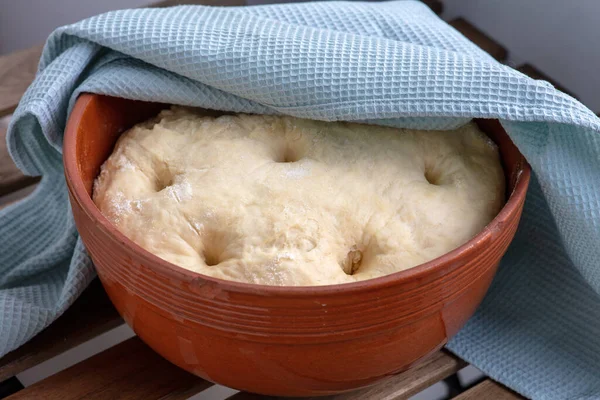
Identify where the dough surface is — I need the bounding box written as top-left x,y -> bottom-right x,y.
93,108 -> 505,286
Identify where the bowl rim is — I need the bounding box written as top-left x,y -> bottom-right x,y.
64,93 -> 531,296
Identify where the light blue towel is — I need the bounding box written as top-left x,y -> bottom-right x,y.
2,2 -> 599,398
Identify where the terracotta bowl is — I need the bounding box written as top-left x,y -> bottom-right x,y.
64,94 -> 530,397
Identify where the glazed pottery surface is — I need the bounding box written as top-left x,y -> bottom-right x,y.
63,94 -> 530,397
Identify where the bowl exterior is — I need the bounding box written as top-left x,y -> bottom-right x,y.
64,94 -> 529,396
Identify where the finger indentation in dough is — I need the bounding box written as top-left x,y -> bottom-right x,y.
277,144 -> 303,163
424,165 -> 441,185
202,229 -> 234,267
153,163 -> 174,191
341,245 -> 364,275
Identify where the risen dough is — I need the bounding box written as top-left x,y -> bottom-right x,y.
93,108 -> 505,286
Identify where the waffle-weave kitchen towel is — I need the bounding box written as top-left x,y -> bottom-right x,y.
2,2 -> 600,398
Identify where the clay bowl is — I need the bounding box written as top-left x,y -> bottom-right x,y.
64,93 -> 530,397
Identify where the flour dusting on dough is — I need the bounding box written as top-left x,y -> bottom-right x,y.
93,109 -> 505,286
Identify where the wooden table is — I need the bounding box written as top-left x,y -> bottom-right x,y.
0,1 -> 527,398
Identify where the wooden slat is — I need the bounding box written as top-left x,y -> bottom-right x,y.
0,185 -> 36,210
0,45 -> 43,118
516,63 -> 577,99
0,280 -> 123,382
421,0 -> 443,15
6,337 -> 212,400
455,379 -> 525,400
449,18 -> 508,61
0,125 -> 41,197
227,350 -> 466,400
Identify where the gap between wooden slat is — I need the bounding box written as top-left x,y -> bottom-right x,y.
6,337 -> 212,400
227,350 -> 466,400
454,379 -> 524,400
0,280 -> 123,382
17,324 -> 135,387
449,18 -> 508,61
0,377 -> 24,398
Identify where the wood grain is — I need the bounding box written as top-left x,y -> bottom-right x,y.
227,351 -> 467,400
0,45 -> 43,118
6,337 -> 212,400
0,280 -> 123,382
449,18 -> 508,61
455,379 -> 525,400
516,63 -> 577,99
0,185 -> 36,210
